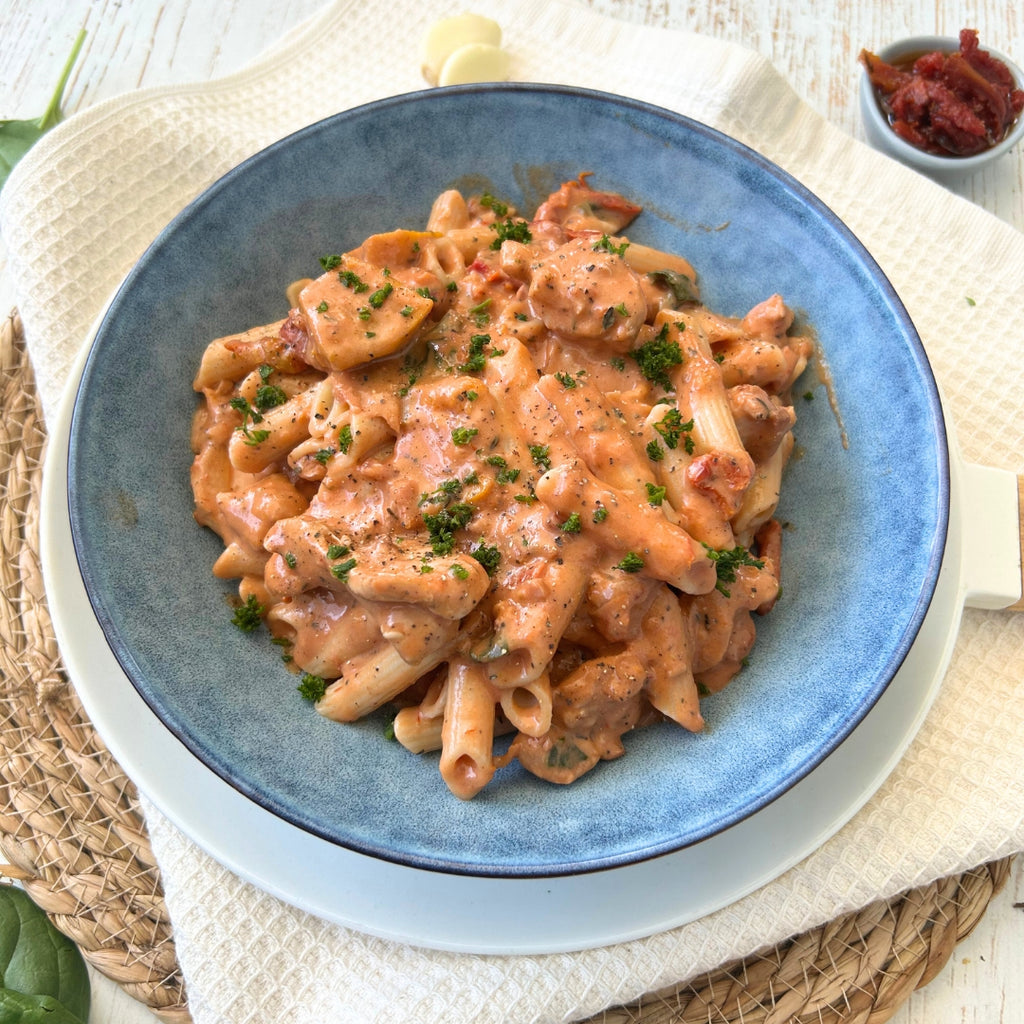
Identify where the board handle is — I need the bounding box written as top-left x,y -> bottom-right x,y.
959,463 -> 1024,611
1011,475 -> 1024,611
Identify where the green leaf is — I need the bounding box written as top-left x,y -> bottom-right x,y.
0,988 -> 87,1024
647,268 -> 698,305
0,888 -> 90,1022
0,29 -> 86,190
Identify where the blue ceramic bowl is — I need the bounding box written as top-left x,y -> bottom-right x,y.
68,85 -> 948,877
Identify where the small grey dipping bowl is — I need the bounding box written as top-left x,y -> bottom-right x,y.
859,34 -> 1024,182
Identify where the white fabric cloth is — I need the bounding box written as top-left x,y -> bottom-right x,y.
3,2 -> 1023,1022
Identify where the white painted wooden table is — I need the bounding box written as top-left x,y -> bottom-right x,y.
1,2 -> 1021,1022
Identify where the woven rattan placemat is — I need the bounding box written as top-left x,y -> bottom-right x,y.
0,307 -> 1014,1023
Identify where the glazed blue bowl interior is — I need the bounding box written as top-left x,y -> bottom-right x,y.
68,85 -> 948,877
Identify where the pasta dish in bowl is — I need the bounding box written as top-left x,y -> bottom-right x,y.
66,85 -> 947,876
191,176 -> 811,801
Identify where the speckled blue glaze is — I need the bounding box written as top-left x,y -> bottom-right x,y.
67,85 -> 948,877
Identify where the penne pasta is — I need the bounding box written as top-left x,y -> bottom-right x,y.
440,659 -> 497,799
393,705 -> 445,754
226,385 -> 318,474
498,672 -> 553,738
317,640 -> 453,722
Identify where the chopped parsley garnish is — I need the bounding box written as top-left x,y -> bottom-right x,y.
471,542 -> 501,575
255,382 -> 288,411
560,512 -> 583,533
653,408 -> 695,453
702,543 -> 765,597
593,234 -> 629,257
284,552 -> 298,569
485,455 -> 520,484
468,298 -> 492,324
451,427 -> 479,446
458,333 -> 491,373
592,506 -> 609,523
514,493 -> 538,505
645,483 -> 667,506
326,543 -> 350,559
451,564 -> 470,580
337,424 -> 354,454
423,503 -> 475,555
228,396 -> 270,446
338,269 -> 369,292
416,286 -> 433,299
529,444 -> 551,471
330,557 -> 357,582
313,447 -> 334,464
647,269 -> 698,305
554,371 -> 577,389
297,673 -> 327,702
615,552 -> 645,573
490,217 -> 532,249
419,477 -> 465,506
368,282 -> 393,308
319,254 -> 342,271
631,324 -> 683,389
610,356 -> 626,372
231,594 -> 264,632
480,192 -> 509,216
646,439 -> 665,461
400,305 -> 414,317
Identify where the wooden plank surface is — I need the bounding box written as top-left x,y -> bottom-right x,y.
1,2 -> 1021,1022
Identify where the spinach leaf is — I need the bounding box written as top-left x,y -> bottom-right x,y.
0,987 -> 87,1024
0,887 -> 89,1022
0,29 -> 86,190
646,268 -> 698,305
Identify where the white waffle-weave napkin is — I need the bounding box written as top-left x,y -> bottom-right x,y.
2,1 -> 1023,1021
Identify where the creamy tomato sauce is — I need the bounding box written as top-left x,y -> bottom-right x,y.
190,175 -> 812,799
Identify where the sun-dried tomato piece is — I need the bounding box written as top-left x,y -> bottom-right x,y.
860,28 -> 1024,157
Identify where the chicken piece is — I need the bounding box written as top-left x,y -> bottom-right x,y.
515,236 -> 647,349
297,255 -> 433,371
727,384 -> 797,463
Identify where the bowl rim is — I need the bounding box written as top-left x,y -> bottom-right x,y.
859,33 -> 1024,169
66,82 -> 952,877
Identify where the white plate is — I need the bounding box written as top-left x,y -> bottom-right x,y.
42,335 -> 1017,953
